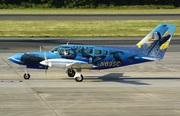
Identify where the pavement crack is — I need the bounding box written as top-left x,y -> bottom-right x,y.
1,56 -> 22,78
33,89 -> 59,116
24,82 -> 59,116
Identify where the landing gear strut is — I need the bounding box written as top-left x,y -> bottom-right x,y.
24,68 -> 30,80
67,68 -> 75,77
74,69 -> 83,82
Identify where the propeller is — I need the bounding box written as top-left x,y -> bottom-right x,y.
44,51 -> 48,76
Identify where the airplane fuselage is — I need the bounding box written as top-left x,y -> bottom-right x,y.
8,44 -> 151,70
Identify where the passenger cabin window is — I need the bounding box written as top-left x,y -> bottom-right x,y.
110,51 -> 114,55
94,49 -> 102,54
76,48 -> 81,53
85,49 -> 93,54
103,50 -> 108,55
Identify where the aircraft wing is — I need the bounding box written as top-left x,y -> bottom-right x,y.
40,59 -> 95,69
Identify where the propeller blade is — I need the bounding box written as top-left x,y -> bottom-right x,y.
44,51 -> 47,76
45,65 -> 47,76
44,51 -> 47,60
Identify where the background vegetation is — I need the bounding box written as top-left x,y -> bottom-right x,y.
0,20 -> 179,37
0,0 -> 180,9
0,1 -> 179,37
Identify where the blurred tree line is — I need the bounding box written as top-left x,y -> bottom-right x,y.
0,0 -> 179,8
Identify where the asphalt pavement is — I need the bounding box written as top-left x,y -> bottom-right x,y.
0,14 -> 180,20
0,37 -> 179,53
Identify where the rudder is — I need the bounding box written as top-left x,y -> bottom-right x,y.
135,24 -> 176,58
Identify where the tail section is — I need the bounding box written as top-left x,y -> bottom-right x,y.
135,24 -> 176,59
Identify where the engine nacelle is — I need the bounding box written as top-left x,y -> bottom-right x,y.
40,59 -> 93,69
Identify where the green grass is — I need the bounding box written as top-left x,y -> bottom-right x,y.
1,9 -> 180,14
0,20 -> 179,37
0,4 -> 177,10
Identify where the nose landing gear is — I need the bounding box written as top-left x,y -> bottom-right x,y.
24,73 -> 30,80
23,68 -> 30,80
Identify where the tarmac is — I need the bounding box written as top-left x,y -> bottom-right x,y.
0,49 -> 180,115
1,14 -> 180,20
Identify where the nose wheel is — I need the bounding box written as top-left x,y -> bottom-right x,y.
23,68 -> 30,80
23,73 -> 30,80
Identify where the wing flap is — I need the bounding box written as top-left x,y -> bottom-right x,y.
66,62 -> 94,69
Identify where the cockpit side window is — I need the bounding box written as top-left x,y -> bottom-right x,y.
94,49 -> 102,54
50,47 -> 60,54
60,49 -> 71,56
62,46 -> 70,48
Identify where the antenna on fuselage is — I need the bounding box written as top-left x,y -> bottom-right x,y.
66,39 -> 71,45
40,46 -> 42,52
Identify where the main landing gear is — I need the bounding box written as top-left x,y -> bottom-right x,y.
67,68 -> 83,82
67,68 -> 75,77
23,68 -> 30,80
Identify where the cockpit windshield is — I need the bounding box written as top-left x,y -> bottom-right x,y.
50,46 -> 61,53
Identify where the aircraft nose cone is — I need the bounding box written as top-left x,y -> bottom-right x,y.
8,54 -> 23,64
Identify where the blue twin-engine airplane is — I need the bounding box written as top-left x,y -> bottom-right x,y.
8,24 -> 176,82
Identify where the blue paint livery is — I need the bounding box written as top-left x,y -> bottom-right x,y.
7,24 -> 176,81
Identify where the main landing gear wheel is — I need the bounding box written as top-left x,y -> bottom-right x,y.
23,73 -> 30,80
75,75 -> 83,82
67,68 -> 75,77
74,69 -> 83,82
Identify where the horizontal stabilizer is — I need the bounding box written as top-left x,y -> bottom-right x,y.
141,57 -> 161,61
134,55 -> 161,61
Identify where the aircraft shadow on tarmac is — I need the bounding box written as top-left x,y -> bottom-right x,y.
85,73 -> 180,85
88,73 -> 151,85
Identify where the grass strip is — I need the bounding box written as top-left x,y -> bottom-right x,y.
0,20 -> 179,37
0,9 -> 180,14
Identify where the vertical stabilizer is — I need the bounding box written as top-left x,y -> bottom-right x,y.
135,24 -> 176,58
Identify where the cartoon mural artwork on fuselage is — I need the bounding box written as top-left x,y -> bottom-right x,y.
58,45 -> 128,68
136,26 -> 172,58
7,24 -> 177,82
